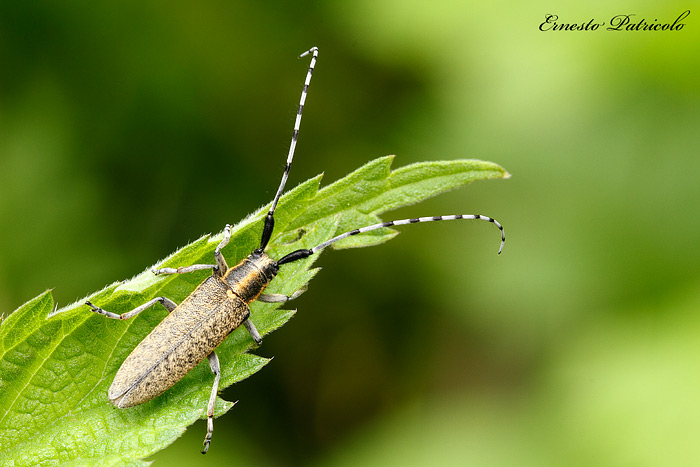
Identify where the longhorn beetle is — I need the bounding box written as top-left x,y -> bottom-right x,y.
86,46 -> 505,454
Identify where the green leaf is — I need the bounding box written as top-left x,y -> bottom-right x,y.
0,156 -> 508,465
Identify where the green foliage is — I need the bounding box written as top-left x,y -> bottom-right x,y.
0,156 -> 507,465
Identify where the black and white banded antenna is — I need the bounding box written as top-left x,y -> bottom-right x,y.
277,214 -> 505,265
259,46 -> 319,252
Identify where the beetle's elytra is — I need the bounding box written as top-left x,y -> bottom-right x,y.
108,252 -> 277,409
87,47 -> 505,454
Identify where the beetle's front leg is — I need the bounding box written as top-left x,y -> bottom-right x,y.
152,264 -> 217,275
257,284 -> 308,303
154,225 -> 232,277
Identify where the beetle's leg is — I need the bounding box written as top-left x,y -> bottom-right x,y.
243,319 -> 262,345
86,296 -> 178,320
152,264 -> 216,275
246,286 -> 307,345
213,224 -> 231,274
153,224 -> 232,277
258,284 -> 308,303
202,350 -> 221,455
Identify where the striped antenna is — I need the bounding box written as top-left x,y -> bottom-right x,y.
259,46 -> 319,251
277,214 -> 505,265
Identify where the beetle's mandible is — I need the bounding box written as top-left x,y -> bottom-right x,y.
86,47 -> 505,454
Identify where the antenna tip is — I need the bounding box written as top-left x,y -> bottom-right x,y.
299,46 -> 319,58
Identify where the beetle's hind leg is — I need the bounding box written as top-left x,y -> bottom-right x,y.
86,296 -> 178,320
202,350 -> 221,454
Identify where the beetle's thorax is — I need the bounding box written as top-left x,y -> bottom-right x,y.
223,250 -> 279,303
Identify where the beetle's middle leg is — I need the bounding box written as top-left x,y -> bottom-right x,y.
86,296 -> 178,320
243,319 -> 262,345
201,350 -> 221,455
154,224 -> 232,277
244,285 -> 308,345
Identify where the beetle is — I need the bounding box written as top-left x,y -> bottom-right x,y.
86,46 -> 505,453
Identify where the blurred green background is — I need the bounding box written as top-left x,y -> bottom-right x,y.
2,1 -> 699,465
